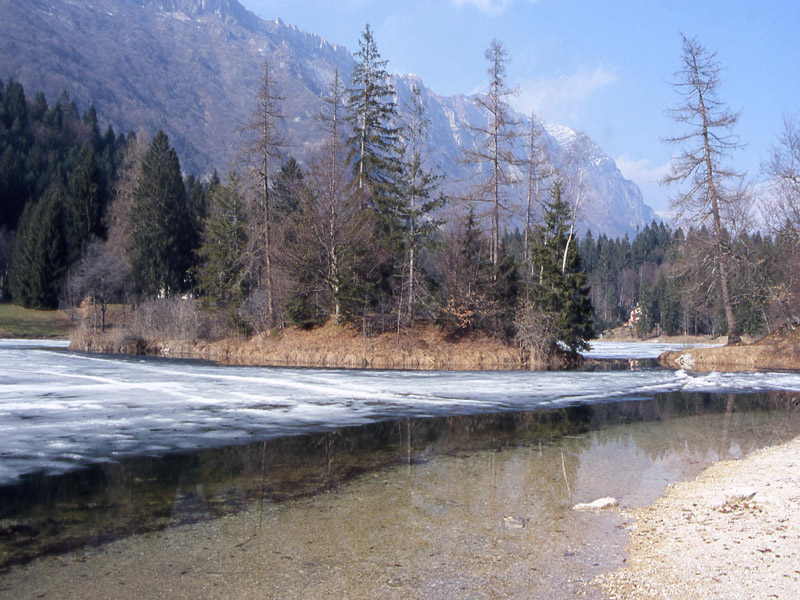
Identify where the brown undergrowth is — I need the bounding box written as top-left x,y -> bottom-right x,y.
659,325 -> 800,371
71,322 -> 577,371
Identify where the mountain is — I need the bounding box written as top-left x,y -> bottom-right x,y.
0,0 -> 654,237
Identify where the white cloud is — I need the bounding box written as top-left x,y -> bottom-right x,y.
615,155 -> 670,186
615,155 -> 672,213
452,0 -> 516,16
512,67 -> 619,120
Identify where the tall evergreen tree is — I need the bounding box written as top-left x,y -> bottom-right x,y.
65,141 -> 104,262
127,130 -> 192,297
526,181 -> 593,353
272,156 -> 304,218
346,24 -> 400,216
195,172 -> 248,320
8,184 -> 69,308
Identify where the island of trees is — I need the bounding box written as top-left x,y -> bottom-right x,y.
1,31 -> 799,368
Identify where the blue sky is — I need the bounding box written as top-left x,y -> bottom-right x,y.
240,0 -> 800,215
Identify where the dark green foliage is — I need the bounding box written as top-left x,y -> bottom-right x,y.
195,172 -> 248,321
65,141 -> 104,262
8,185 -> 69,308
0,78 -> 32,230
346,24 -> 401,221
272,157 -> 304,218
436,207 -> 497,337
128,131 -> 193,298
527,182 -> 593,353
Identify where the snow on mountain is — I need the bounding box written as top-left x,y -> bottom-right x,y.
0,0 -> 654,237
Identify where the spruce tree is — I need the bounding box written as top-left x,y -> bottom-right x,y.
65,141 -> 104,262
196,172 -> 248,319
346,24 -> 400,217
8,184 -> 68,309
127,130 -> 191,298
272,157 -> 304,218
526,182 -> 593,353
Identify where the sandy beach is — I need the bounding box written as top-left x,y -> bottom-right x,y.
596,435 -> 800,599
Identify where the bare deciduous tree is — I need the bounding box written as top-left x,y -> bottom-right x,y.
241,60 -> 286,328
397,85 -> 444,326
463,39 -> 519,272
282,70 -> 375,325
106,129 -> 149,257
65,239 -> 129,332
762,113 -> 800,327
662,34 -> 746,344
558,133 -> 593,275
764,114 -> 800,238
522,115 -> 549,266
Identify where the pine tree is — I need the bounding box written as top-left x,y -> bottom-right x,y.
195,172 -> 248,319
8,184 -> 69,309
65,141 -> 104,262
127,130 -> 192,297
525,181 -> 593,353
346,24 -> 400,216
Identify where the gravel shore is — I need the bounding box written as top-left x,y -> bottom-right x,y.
595,435 -> 800,599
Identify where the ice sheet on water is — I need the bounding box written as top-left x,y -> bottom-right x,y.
2,339 -> 799,485
584,340 -> 723,359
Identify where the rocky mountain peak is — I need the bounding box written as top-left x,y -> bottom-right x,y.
0,0 -> 655,237
145,0 -> 257,27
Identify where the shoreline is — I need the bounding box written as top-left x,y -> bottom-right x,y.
595,434 -> 800,598
659,327 -> 800,372
68,325 -> 577,371
2,408 -> 798,598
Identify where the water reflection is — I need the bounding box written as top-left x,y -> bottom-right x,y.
2,390 -> 799,577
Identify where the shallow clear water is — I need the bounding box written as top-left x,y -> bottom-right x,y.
2,339 -> 799,486
1,339 -> 800,598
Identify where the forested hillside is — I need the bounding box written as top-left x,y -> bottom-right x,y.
579,222 -> 796,338
0,0 -> 654,238
3,28 -> 800,363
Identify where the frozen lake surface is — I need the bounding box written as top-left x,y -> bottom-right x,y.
584,339 -> 723,359
1,338 -> 797,485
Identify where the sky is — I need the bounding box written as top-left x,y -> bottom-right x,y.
239,0 -> 800,215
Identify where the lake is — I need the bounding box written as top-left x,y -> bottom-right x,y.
1,339 -> 800,598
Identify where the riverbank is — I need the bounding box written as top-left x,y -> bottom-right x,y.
659,326 -> 800,371
0,304 -> 73,338
595,433 -> 800,599
70,323 -> 576,370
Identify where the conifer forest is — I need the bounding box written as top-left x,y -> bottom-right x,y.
2,30 -> 799,359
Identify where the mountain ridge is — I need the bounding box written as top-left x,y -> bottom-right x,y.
0,0 -> 654,237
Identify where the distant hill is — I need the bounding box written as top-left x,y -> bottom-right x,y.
0,0 -> 654,237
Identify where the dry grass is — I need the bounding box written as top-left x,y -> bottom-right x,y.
660,326 -> 800,371
72,321 -> 541,370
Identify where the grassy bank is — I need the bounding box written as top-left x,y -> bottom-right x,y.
659,326 -> 800,371
70,322 -> 579,371
0,303 -> 75,338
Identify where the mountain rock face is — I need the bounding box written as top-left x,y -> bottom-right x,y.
0,0 -> 654,237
